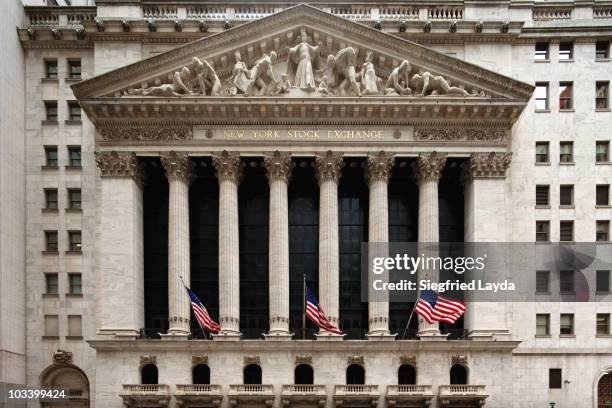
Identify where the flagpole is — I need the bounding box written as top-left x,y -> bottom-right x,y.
302,274 -> 306,339
402,283 -> 421,340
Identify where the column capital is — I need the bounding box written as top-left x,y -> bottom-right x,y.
94,151 -> 144,187
315,150 -> 343,185
264,151 -> 293,184
366,151 -> 394,184
212,150 -> 242,183
160,151 -> 193,182
469,152 -> 512,178
414,151 -> 447,183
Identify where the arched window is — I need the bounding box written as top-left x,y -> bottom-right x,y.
598,372 -> 612,407
141,364 -> 158,385
192,364 -> 210,385
294,364 -> 314,384
450,364 -> 468,385
40,364 -> 90,404
398,364 -> 416,385
243,364 -> 262,385
346,364 -> 365,385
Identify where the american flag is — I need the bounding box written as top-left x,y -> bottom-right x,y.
184,285 -> 221,334
415,289 -> 466,324
305,286 -> 343,335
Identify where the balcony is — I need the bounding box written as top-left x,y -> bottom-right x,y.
438,385 -> 488,407
386,385 -> 434,407
281,384 -> 326,407
120,384 -> 170,408
228,384 -> 274,407
333,385 -> 379,407
175,384 -> 223,407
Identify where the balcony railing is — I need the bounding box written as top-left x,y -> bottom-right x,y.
594,7 -> 612,19
387,385 -> 434,406
533,8 -> 573,21
229,384 -> 275,395
176,384 -> 222,394
428,7 -> 463,20
175,384 -> 223,407
120,384 -> 170,408
438,385 -> 488,407
281,384 -> 327,407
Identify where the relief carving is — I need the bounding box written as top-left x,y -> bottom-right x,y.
366,151 -> 394,183
140,354 -> 157,367
94,151 -> 144,186
400,355 -> 417,366
347,355 -> 365,366
451,355 -> 468,366
212,151 -> 243,183
264,151 -> 293,183
415,128 -> 507,142
53,349 -> 73,364
244,355 -> 261,365
287,29 -> 322,90
326,47 -> 361,97
295,355 -> 313,365
314,150 -> 344,184
469,152 -> 512,178
192,355 -> 209,365
244,52 -> 278,96
160,151 -> 193,182
414,151 -> 447,183
100,127 -> 192,142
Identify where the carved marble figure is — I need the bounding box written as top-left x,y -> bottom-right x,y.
385,60 -> 413,96
231,51 -> 251,95
410,72 -> 480,97
245,51 -> 278,96
286,29 -> 322,89
358,51 -> 383,95
326,47 -> 361,97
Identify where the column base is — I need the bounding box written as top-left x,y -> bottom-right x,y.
264,332 -> 293,341
418,331 -> 449,341
366,330 -> 396,341
160,332 -> 190,341
212,332 -> 241,341
96,328 -> 140,339
315,332 -> 344,341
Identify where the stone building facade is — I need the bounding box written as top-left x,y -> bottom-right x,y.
1,0 -> 612,407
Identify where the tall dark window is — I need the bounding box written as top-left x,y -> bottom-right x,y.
289,159 -> 318,338
239,159 -> 269,338
535,42 -> 549,60
44,146 -> 58,167
549,368 -> 562,389
294,364 -> 314,384
560,270 -> 575,293
450,364 -> 468,385
243,364 -> 262,385
596,81 -> 610,109
597,270 -> 611,293
339,159 -> 368,339
596,41 -> 610,59
190,159 -> 219,338
141,364 -> 158,385
398,365 -> 416,385
45,59 -> 58,79
536,270 -> 550,293
535,82 -> 549,110
192,364 -> 210,384
346,364 -> 365,385
536,185 -> 550,206
143,158 -> 169,335
559,42 -> 573,60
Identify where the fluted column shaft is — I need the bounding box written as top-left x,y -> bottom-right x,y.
264,151 -> 292,336
366,151 -> 394,336
161,151 -> 193,335
414,152 -> 446,337
315,151 -> 344,333
212,151 -> 242,336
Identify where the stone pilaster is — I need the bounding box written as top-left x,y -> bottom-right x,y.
365,151 -> 394,338
413,151 -> 446,338
314,151 -> 343,337
160,151 -> 193,337
264,151 -> 293,338
212,151 -> 242,338
94,151 -> 144,337
464,152 -> 512,341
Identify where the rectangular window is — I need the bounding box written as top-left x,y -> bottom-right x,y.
536,313 -> 550,335
44,315 -> 59,337
560,185 -> 574,206
68,146 -> 81,167
536,142 -> 550,163
536,185 -> 550,206
559,82 -> 573,110
45,231 -> 58,252
45,273 -> 58,295
535,82 -> 549,110
596,41 -> 610,59
67,59 -> 81,79
559,42 -> 573,60
560,313 -> 574,335
535,42 -> 550,60
597,221 -> 610,242
67,102 -> 81,121
597,313 -> 610,335
44,189 -> 58,209
560,221 -> 574,241
68,189 -> 81,209
596,141 -> 610,162
597,81 -> 610,109
597,270 -> 611,293
597,185 -> 610,205
44,146 -> 58,167
536,221 -> 550,242
44,60 -> 58,79
536,270 -> 550,293
549,369 -> 562,389
44,101 -> 58,122
560,270 -> 575,293
68,231 -> 81,252
68,273 -> 82,294
560,142 -> 573,163
67,315 -> 82,337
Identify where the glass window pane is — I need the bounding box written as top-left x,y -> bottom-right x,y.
597,270 -> 611,292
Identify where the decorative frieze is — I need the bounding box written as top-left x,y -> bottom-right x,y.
212,151 -> 242,183
295,355 -> 313,365
192,355 -> 209,365
451,355 -> 468,366
365,151 -> 394,184
160,151 -> 193,182
99,127 -> 192,142
400,355 -> 417,366
244,355 -> 261,365
264,151 -> 293,183
348,355 -> 365,366
314,151 -> 343,184
415,128 -> 507,142
94,151 -> 144,186
413,151 -> 447,183
469,152 -> 512,178
140,354 -> 157,367
52,349 -> 73,364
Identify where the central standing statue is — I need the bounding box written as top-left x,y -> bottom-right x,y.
286,29 -> 322,90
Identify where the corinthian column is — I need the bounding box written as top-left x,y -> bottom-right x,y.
414,151 -> 446,338
314,151 -> 343,338
264,151 -> 293,339
366,151 -> 394,338
160,151 -> 193,337
212,151 -> 242,338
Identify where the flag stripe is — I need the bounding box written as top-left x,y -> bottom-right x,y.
414,290 -> 465,326
184,285 -> 220,334
305,287 -> 343,335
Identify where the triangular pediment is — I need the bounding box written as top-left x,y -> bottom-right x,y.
72,3 -> 533,103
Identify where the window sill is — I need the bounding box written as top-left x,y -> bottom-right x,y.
66,336 -> 83,340
595,58 -> 611,62
535,162 -> 551,166
535,109 -> 551,113
596,291 -> 611,295
42,208 -> 59,213
42,293 -> 59,298
41,77 -> 59,83
559,334 -> 575,338
534,59 -> 550,63
559,162 -> 575,165
560,291 -> 576,295
64,77 -> 82,82
535,205 -> 551,209
41,120 -> 58,126
559,59 -> 575,63
596,334 -> 612,338
596,108 -> 611,112
535,335 -> 551,338
66,293 -> 83,298
65,165 -> 82,170
596,162 -> 612,165
559,205 -> 575,209
64,120 -> 82,125
535,291 -> 551,295
559,241 -> 575,244
41,165 -> 59,170
596,240 -> 611,244
42,336 -> 60,340
65,250 -> 82,255
42,250 -> 59,255
65,208 -> 82,213
596,205 -> 612,208
535,241 -> 551,245
559,109 -> 575,112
